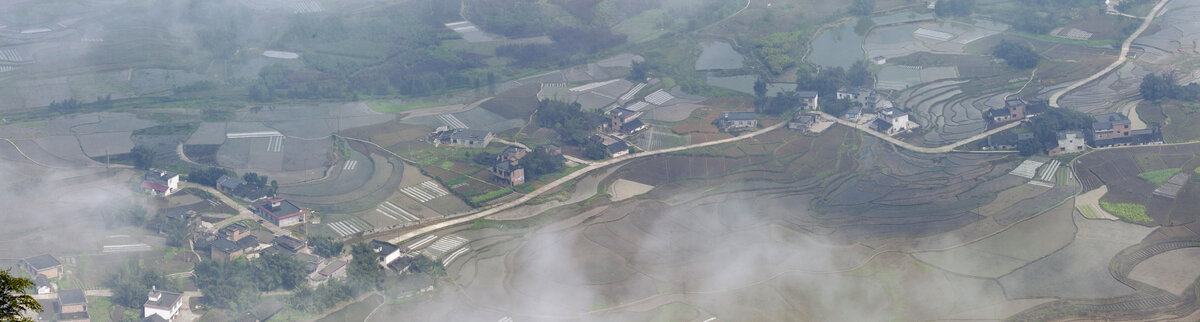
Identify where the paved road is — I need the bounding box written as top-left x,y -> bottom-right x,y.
812,111 -> 1018,154
386,121 -> 789,245
1049,0 -> 1170,108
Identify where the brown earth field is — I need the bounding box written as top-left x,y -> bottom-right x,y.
1073,142 -> 1200,227
479,83 -> 541,120
376,123 -> 1166,321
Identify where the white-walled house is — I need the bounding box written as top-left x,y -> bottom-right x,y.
144,286 -> 183,321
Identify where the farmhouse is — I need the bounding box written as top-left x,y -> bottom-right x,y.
797,91 -> 819,110
210,238 -> 244,261
789,113 -> 816,131
609,108 -> 642,131
446,129 -> 493,148
216,175 -> 244,193
274,235 -> 310,255
59,289 -> 88,318
219,222 -> 251,241
34,275 -> 53,294
252,199 -> 307,227
590,134 -> 630,158
836,87 -> 869,100
844,105 -> 863,121
491,146 -> 528,186
717,112 -> 757,131
620,118 -> 647,134
497,146 -> 527,163
143,286 -> 183,321
871,108 -> 910,135
371,239 -> 404,267
872,56 -> 887,65
1049,130 -> 1086,155
1094,128 -> 1164,147
142,169 -> 180,196
491,160 -> 525,186
22,254 -> 62,279
1092,113 -> 1132,141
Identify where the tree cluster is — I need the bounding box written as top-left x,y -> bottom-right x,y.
935,0 -> 975,17
996,0 -> 1101,34
164,217 -> 192,248
409,254 -> 446,277
495,27 -> 627,68
520,149 -> 565,178
347,243 -> 385,291
850,0 -> 875,16
194,253 -> 307,310
309,235 -> 345,258
107,265 -> 174,309
130,145 -> 156,170
186,167 -> 234,187
1140,72 -> 1200,102
991,40 -> 1039,69
287,279 -> 354,314
584,140 -> 609,160
48,95 -> 114,114
533,99 -> 599,146
241,172 -> 278,197
1016,106 -> 1094,155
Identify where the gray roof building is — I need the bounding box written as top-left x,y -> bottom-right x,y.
59,289 -> 86,306
23,254 -> 61,271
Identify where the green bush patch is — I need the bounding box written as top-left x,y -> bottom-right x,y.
1137,168 -> 1181,185
1099,200 -> 1152,223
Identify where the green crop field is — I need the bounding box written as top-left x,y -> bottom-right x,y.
1137,168 -> 1181,185
1099,200 -> 1152,223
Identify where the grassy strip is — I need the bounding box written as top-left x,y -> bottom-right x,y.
1099,200 -> 1152,223
1137,168 -> 1181,185
367,100 -> 441,113
1078,205 -> 1100,219
132,122 -> 198,136
469,187 -> 513,205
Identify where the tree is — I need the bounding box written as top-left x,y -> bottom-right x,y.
108,265 -> 173,309
584,141 -> 608,160
1017,138 -> 1043,156
628,60 -> 648,82
186,167 -> 232,187
164,218 -> 192,248
253,253 -> 306,291
991,40 -> 1039,69
521,149 -> 565,178
0,269 -> 41,321
759,91 -> 800,115
348,243 -> 384,290
850,0 -> 875,16
848,60 -> 872,87
409,254 -> 445,277
310,236 -> 344,258
753,77 -> 767,99
131,145 -> 155,170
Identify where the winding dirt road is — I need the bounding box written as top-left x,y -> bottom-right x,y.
1049,0 -> 1170,108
